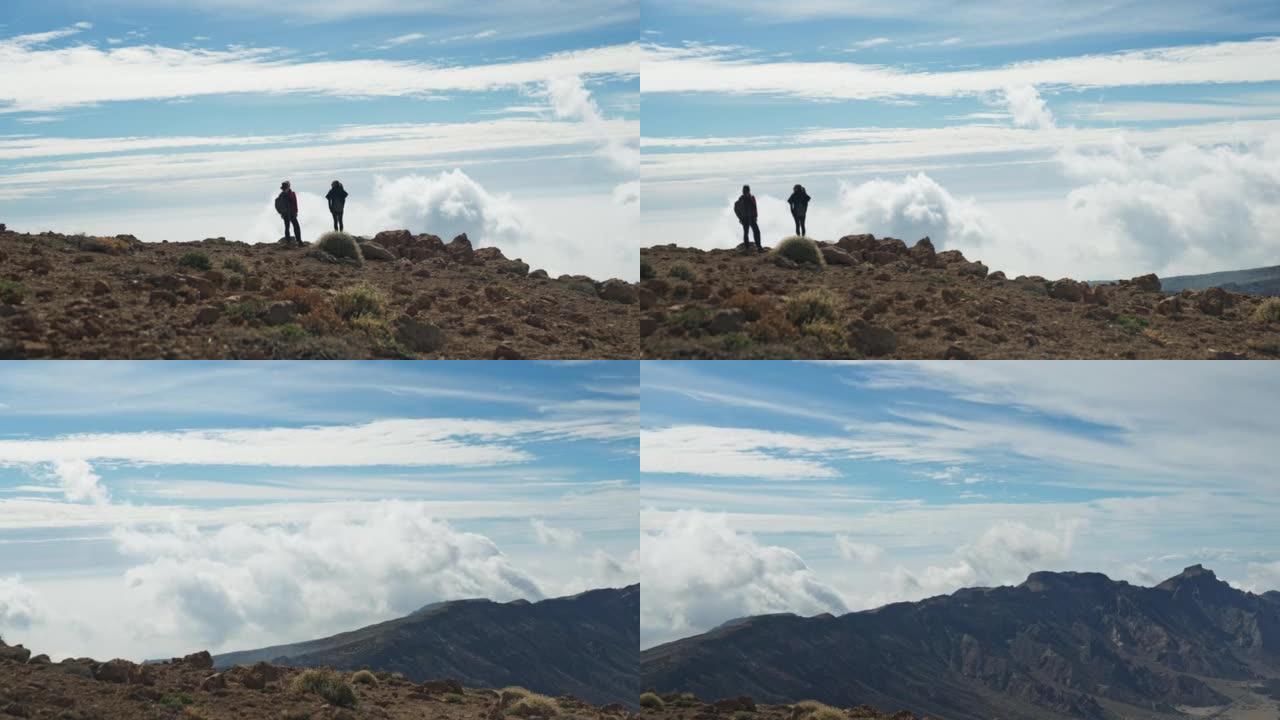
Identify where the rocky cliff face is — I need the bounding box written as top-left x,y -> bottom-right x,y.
642,567 -> 1280,720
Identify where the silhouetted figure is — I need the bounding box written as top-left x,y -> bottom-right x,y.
788,184 -> 810,236
326,180 -> 348,232
734,185 -> 761,251
275,181 -> 301,245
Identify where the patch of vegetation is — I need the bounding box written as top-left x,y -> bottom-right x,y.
159,692 -> 195,710
221,258 -> 247,274
671,283 -> 691,300
785,288 -> 839,327
332,284 -> 387,321
505,694 -> 561,717
773,236 -> 825,266
711,332 -> 752,353
723,292 -> 773,322
443,693 -> 465,704
1112,314 -> 1150,334
670,306 -> 710,331
669,262 -> 697,282
1252,297 -> 1280,323
225,298 -> 265,321
750,310 -> 800,343
291,668 -> 357,708
640,259 -> 656,280
275,285 -> 327,314
178,252 -> 212,271
0,279 -> 26,304
274,323 -> 311,342
793,700 -> 845,720
500,686 -> 531,706
316,231 -> 364,263
349,669 -> 378,686
639,692 -> 665,710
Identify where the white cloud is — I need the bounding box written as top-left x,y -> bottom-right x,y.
641,425 -> 842,480
378,32 -> 426,49
835,536 -> 883,563
112,502 -> 544,649
846,37 -> 891,52
47,459 -> 109,505
0,32 -> 638,112
531,519 -> 581,549
641,511 -> 847,647
641,38 -> 1280,101
544,74 -> 639,173
1002,83 -> 1056,130
0,576 -> 42,633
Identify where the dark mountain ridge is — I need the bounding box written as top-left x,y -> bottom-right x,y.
215,585 -> 639,707
642,566 -> 1280,720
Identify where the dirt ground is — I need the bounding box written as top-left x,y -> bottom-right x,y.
640,236 -> 1280,360
0,641 -> 634,720
0,229 -> 638,359
640,692 -> 926,720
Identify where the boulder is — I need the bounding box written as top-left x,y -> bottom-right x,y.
238,662 -> 283,690
495,259 -> 530,275
358,241 -> 396,261
492,344 -> 524,360
263,301 -> 295,326
193,306 -> 221,326
955,261 -> 988,278
395,317 -> 445,353
866,251 -> 899,266
909,237 -> 937,267
707,309 -> 744,335
876,237 -> 909,255
836,233 -> 877,255
93,659 -> 152,685
373,230 -> 413,248
199,673 -> 227,692
1156,296 -> 1183,316
180,651 -> 214,670
598,279 -> 638,304
1128,273 -> 1162,293
852,324 -> 897,357
1048,279 -> 1086,302
447,234 -> 474,261
419,678 -> 465,696
474,247 -> 507,262
0,644 -> 31,663
1195,287 -> 1230,316
820,246 -> 857,266
936,249 -> 967,264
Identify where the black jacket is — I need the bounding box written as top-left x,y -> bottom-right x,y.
326,186 -> 348,212
788,188 -> 811,214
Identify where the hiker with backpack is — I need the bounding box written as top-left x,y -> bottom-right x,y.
788,184 -> 811,237
275,181 -> 301,245
325,180 -> 348,232
733,185 -> 761,252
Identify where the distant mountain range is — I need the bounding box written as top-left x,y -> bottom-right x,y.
642,566 -> 1280,720
1156,265 -> 1280,295
214,585 -> 639,707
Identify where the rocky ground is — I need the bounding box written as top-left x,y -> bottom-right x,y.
639,692 -> 928,720
0,639 -> 634,720
0,228 -> 638,359
640,236 -> 1280,359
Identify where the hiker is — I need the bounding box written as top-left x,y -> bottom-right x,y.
733,185 -> 761,252
275,181 -> 301,245
325,180 -> 348,232
788,184 -> 810,236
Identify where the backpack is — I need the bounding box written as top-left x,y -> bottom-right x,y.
733,196 -> 747,221
274,192 -> 289,215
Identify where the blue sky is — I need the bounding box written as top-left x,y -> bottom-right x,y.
0,1 -> 639,280
641,0 -> 1280,280
0,361 -> 638,661
640,361 -> 1280,648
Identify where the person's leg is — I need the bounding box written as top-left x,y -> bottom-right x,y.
751,221 -> 762,249
291,216 -> 302,244
792,211 -> 800,236
799,213 -> 806,237
332,212 -> 338,231
742,222 -> 749,248
338,211 -> 344,232
282,215 -> 291,240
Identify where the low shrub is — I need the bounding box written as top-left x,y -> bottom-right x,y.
773,236 -> 825,266
785,288 -> 839,327
669,262 -> 697,282
350,669 -> 378,686
221,258 -> 247,274
506,694 -> 561,717
0,279 -> 25,304
291,669 -> 356,708
332,284 -> 386,321
640,259 -> 656,280
1253,297 -> 1280,323
178,252 -> 212,271
315,231 -> 363,263
639,693 -> 665,710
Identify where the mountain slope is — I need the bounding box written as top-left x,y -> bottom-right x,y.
642,567 -> 1280,720
1160,265 -> 1280,296
215,585 -> 639,707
